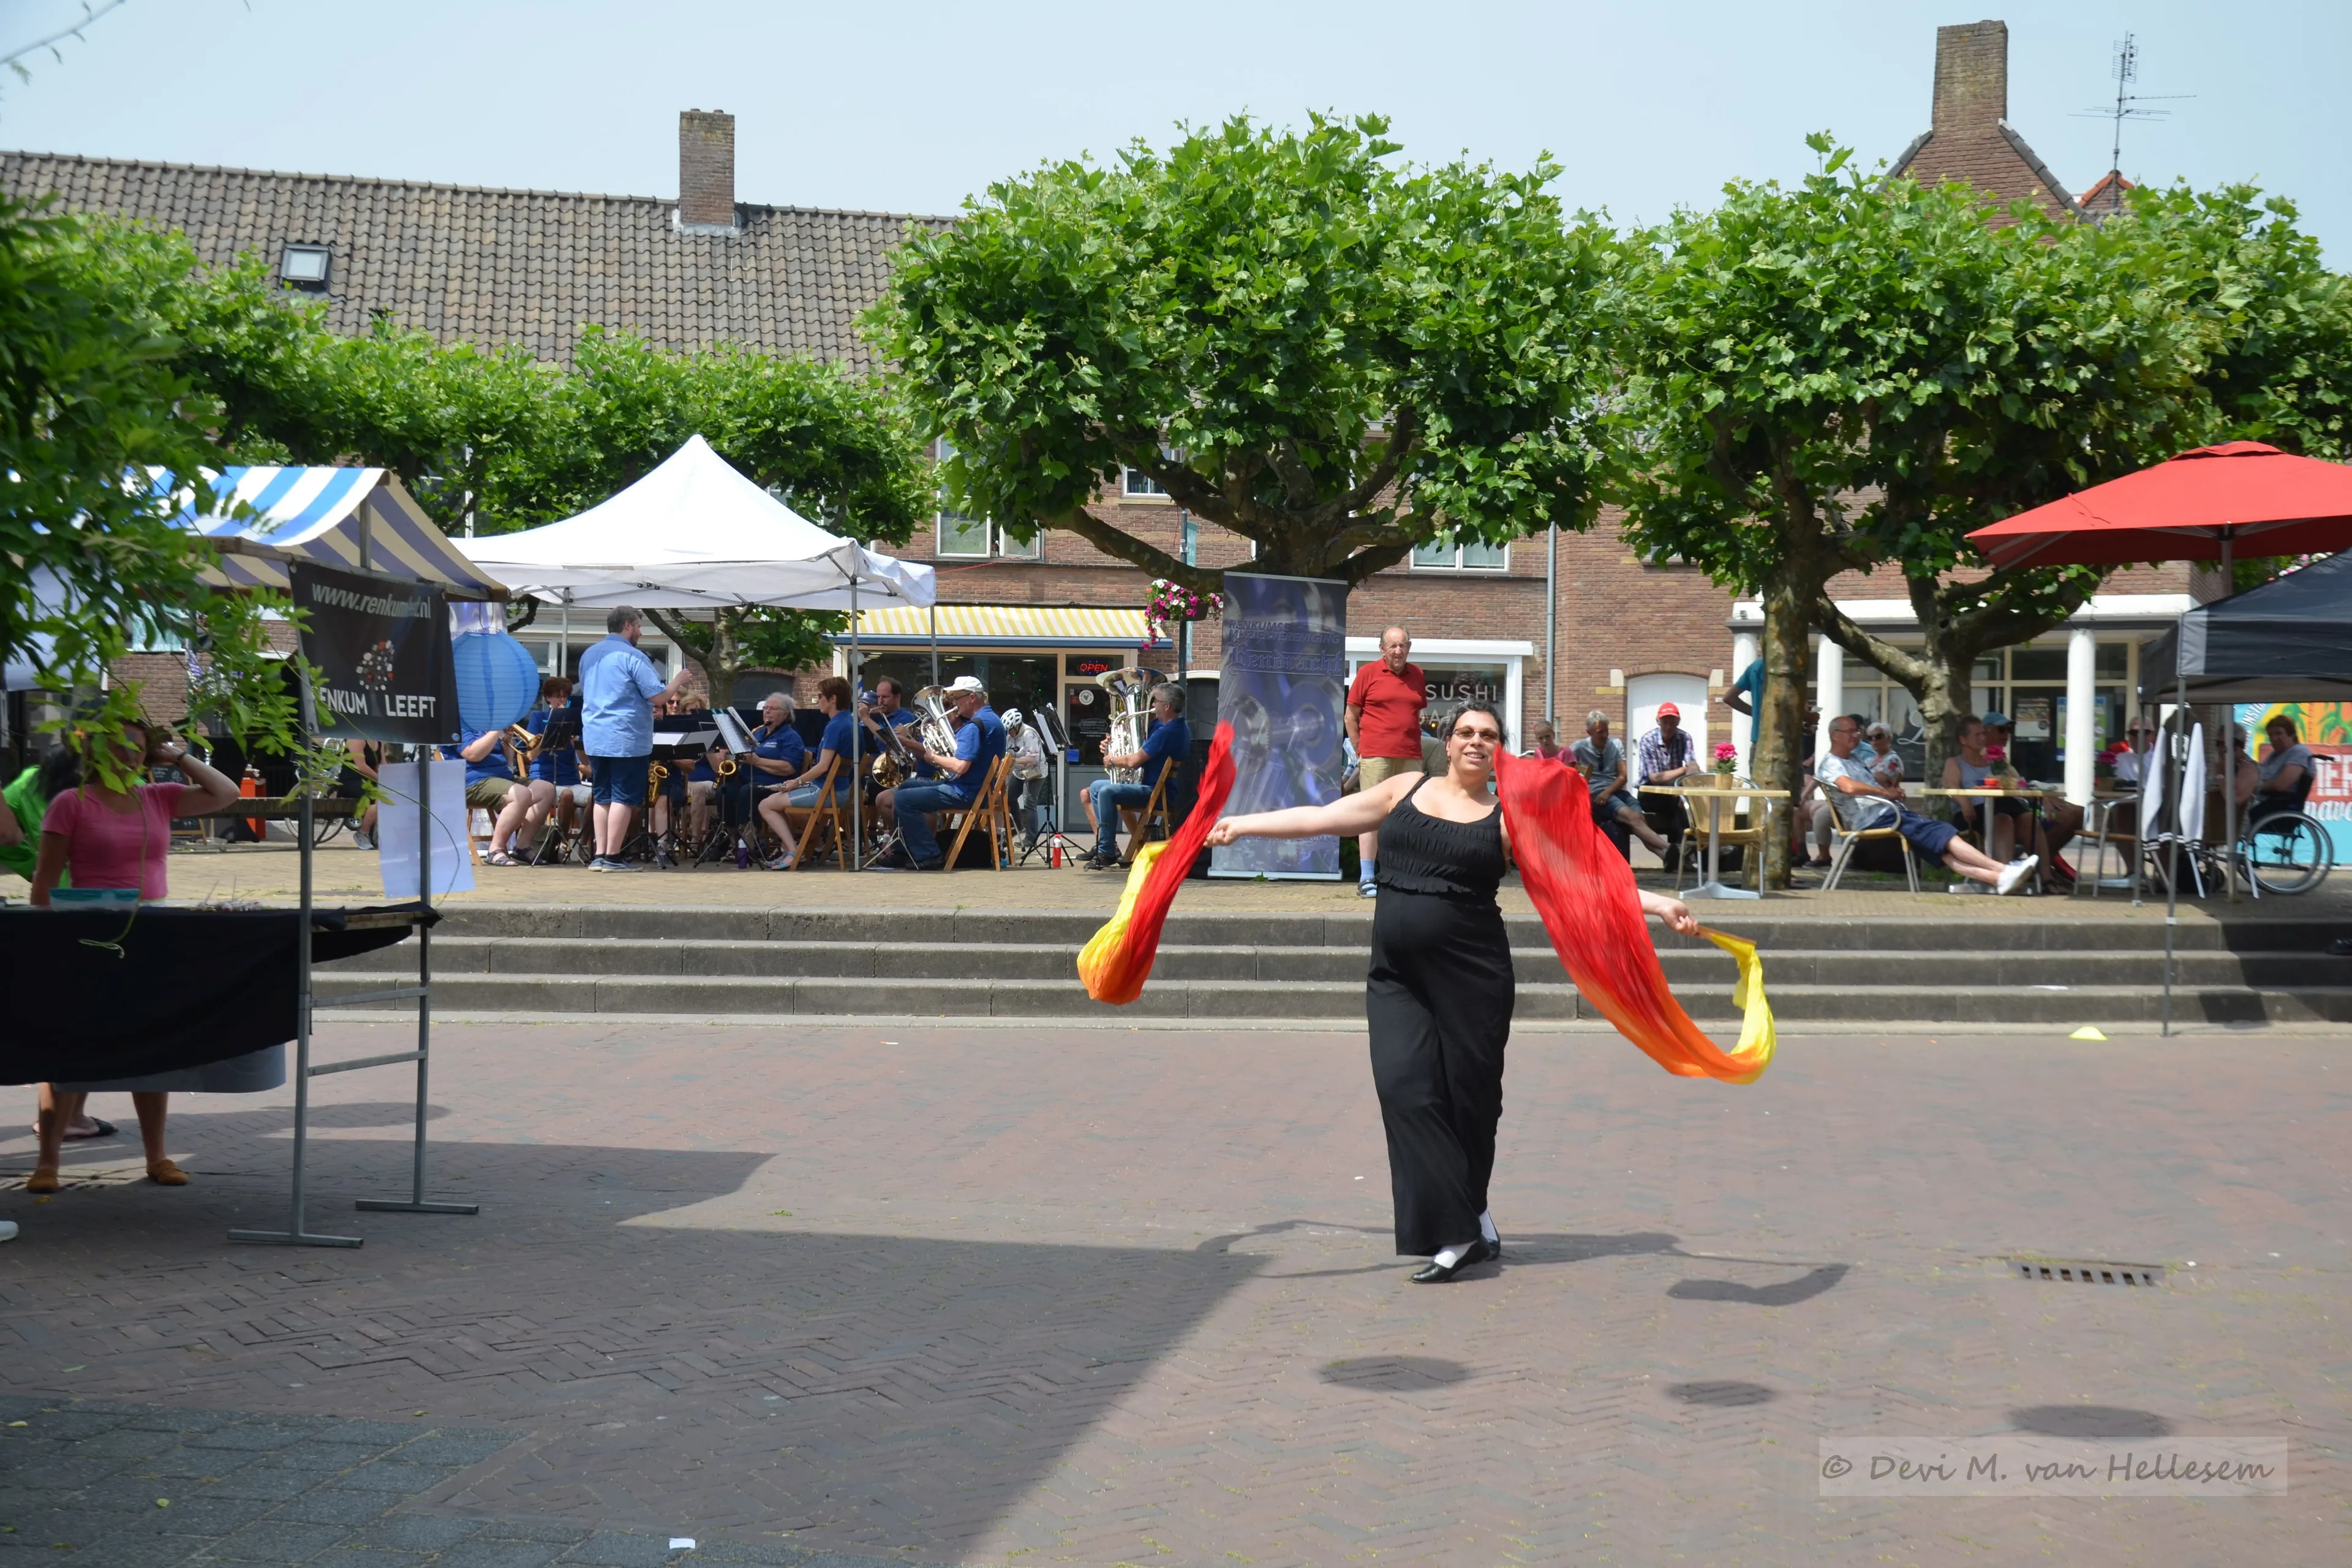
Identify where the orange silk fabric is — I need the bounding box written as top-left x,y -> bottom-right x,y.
1077,722 -> 1238,1006
1493,748 -> 1775,1083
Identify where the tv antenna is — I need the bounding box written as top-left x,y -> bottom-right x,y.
2072,33 -> 2192,173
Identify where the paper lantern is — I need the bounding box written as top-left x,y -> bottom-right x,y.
452,629 -> 540,735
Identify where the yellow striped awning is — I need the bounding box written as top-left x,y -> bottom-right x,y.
842,603 -> 1169,648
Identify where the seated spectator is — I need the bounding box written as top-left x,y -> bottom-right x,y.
1525,718 -> 1565,761
1634,702 -> 1700,858
2252,715 -> 2313,826
1572,711 -> 1672,860
1939,715 -> 2030,864
1819,717 -> 2035,893
1864,722 -> 1905,788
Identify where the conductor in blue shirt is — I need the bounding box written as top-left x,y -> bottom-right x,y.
577,605 -> 689,871
1085,682 -> 1189,869
888,674 -> 1005,870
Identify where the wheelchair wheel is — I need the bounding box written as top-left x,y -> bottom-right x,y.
2243,812 -> 2332,896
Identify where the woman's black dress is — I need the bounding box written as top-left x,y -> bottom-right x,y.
1368,776 -> 1514,1256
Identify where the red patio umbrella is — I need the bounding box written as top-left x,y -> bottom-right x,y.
1967,440 -> 2352,1028
1966,441 -> 2352,571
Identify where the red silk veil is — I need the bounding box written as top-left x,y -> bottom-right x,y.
1077,722 -> 1238,1006
1493,748 -> 1775,1083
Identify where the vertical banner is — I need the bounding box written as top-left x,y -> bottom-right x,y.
287,561 -> 458,744
1212,572 -> 1346,879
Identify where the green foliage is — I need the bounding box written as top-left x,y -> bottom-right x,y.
1604,135 -> 2351,863
871,113 -> 1618,590
0,197 -> 322,790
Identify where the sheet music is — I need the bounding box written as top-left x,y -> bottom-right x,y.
712,709 -> 754,753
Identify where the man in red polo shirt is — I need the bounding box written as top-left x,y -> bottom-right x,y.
1345,625 -> 1428,898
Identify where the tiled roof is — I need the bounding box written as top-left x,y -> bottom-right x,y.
0,151 -> 952,370
2077,169 -> 2134,217
1888,121 -> 2081,220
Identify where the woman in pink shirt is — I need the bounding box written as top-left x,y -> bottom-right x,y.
26,717 -> 243,1192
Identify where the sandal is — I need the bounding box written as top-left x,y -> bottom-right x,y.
25,1167 -> 59,1194
484,851 -> 519,867
32,1117 -> 117,1142
146,1159 -> 190,1186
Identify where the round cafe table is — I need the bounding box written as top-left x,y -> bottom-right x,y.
1638,780 -> 1792,900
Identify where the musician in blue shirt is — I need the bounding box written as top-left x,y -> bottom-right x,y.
758,677 -> 857,869
441,722 -> 541,867
861,676 -> 932,779
1085,682 -> 1190,869
885,675 -> 1006,870
522,675 -> 587,854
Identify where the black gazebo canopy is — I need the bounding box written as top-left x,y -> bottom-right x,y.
2138,550 -> 2352,705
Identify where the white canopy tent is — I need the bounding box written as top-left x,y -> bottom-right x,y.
457,435 -> 940,870
458,435 -> 935,612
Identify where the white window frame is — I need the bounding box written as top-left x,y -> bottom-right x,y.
1410,537 -> 1510,572
1121,446 -> 1185,500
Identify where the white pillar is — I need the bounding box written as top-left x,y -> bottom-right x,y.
1731,629 -> 1759,778
1814,633 -> 1842,767
1503,656 -> 1524,755
2064,625 -> 2097,807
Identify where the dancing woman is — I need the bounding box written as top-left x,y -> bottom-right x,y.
1208,701 -> 1698,1283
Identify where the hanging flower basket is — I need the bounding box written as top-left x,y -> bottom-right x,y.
1145,578 -> 1223,642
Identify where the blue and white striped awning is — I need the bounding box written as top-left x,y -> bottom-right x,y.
154,467 -> 508,600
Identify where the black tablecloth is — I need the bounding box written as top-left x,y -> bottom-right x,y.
0,905 -> 430,1085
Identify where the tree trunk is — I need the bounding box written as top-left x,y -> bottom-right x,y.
1753,567 -> 1814,890
645,608 -> 740,712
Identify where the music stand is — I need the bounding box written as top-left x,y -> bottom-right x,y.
1022,702 -> 1088,867
696,707 -> 761,867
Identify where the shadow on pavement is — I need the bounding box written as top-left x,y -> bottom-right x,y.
2009,1404 -> 2174,1439
1316,1357 -> 1470,1391
1,1102 -> 1265,1555
1667,1262 -> 1851,1306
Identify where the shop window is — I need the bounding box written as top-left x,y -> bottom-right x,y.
2095,640 -> 2129,679
2011,646 -> 2070,682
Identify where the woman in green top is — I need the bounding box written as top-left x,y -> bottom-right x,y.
0,748 -> 79,884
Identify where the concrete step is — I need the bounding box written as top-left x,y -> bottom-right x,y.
423,902 -> 2345,954
337,935 -> 2334,990
313,968 -> 2352,1025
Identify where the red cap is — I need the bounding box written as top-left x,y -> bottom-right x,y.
1656,701 -> 1681,718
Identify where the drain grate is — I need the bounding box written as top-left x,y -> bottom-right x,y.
2008,1258 -> 2165,1287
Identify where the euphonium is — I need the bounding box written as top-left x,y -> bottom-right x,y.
504,721 -> 543,757
910,684 -> 959,756
1096,666 -> 1161,783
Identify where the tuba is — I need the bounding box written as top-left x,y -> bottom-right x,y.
910,685 -> 960,756
1096,666 -> 1162,783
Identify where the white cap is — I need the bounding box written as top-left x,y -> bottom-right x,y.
946,675 -> 986,695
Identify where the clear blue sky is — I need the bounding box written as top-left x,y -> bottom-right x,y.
4,1 -> 2342,256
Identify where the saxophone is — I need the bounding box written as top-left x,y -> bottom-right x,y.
1096,667 -> 1162,784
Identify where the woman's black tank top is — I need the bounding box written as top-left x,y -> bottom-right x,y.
1374,777 -> 1506,899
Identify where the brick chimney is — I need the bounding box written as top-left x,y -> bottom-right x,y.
1931,20 -> 2008,133
678,109 -> 737,232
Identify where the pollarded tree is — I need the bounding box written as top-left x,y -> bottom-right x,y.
1608,137 -> 2207,882
869,113 -> 1619,593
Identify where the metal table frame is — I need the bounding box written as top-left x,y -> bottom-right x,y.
1638,782 -> 1789,900
228,747 -> 478,1248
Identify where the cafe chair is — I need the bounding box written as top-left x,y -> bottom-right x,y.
1822,818 -> 1921,894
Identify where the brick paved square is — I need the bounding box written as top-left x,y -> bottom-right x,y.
1,1018 -> 2346,1564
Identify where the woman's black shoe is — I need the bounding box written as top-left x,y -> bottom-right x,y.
1409,1237 -> 1494,1283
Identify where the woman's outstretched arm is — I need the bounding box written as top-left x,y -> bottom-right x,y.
1206,775 -> 1411,846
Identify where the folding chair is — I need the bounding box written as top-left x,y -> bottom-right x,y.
1822,819 -> 1920,894
941,756 -> 1010,872
780,756 -> 848,870
1116,766 -> 1177,868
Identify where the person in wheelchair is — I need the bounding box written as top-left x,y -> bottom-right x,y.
2252,715 -> 2315,827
